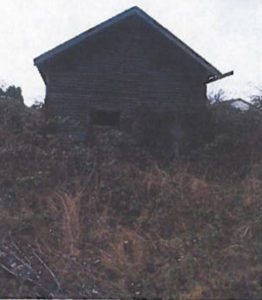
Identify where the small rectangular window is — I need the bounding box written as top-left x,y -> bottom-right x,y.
91,110 -> 120,127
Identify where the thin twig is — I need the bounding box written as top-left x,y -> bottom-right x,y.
32,249 -> 61,290
9,232 -> 32,266
0,261 -> 50,295
0,262 -> 17,277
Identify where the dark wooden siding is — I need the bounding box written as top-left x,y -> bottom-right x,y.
43,14 -> 208,140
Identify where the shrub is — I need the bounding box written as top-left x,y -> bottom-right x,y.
129,104 -> 212,159
190,102 -> 262,178
0,94 -> 262,298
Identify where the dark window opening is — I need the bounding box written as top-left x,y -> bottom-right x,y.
91,110 -> 120,127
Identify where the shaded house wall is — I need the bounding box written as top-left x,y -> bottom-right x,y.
36,11 -> 218,141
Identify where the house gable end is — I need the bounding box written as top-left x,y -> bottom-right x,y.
34,6 -> 221,78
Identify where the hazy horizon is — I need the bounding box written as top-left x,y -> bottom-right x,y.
1,0 -> 262,105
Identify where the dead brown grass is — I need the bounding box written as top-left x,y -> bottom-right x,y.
48,191 -> 82,257
0,98 -> 262,298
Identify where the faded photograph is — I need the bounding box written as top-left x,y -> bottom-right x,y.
0,1 -> 261,299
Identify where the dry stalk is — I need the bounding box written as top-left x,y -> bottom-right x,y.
32,249 -> 61,290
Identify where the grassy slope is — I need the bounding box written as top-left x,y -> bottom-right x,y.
0,98 -> 261,299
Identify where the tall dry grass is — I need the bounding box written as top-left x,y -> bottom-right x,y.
0,97 -> 262,298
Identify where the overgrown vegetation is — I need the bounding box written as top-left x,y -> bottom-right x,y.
0,84 -> 23,103
0,93 -> 262,299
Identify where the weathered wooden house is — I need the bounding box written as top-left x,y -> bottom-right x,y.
34,6 -> 232,141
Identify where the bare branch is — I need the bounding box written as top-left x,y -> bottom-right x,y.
32,249 -> 61,290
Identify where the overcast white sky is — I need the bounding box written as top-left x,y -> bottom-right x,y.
0,0 -> 262,105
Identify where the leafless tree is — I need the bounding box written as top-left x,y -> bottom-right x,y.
208,88 -> 226,103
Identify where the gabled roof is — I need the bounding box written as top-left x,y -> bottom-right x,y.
34,6 -> 222,77
222,99 -> 254,110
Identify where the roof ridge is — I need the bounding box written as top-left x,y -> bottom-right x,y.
128,6 -> 143,11
34,6 -> 221,77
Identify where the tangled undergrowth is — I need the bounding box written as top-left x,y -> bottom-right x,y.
0,96 -> 262,299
